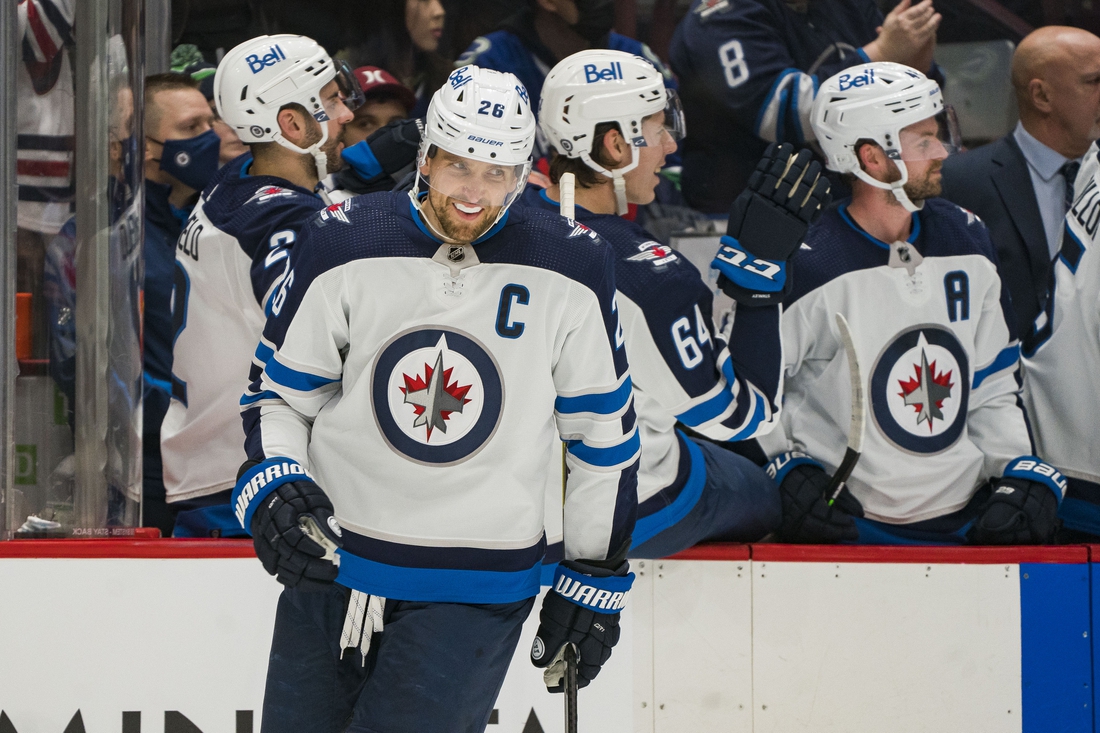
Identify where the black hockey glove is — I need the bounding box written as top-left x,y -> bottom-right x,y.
233,458 -> 344,591
531,557 -> 634,692
767,452 -> 863,544
712,143 -> 831,306
970,457 -> 1066,545
339,118 -> 422,193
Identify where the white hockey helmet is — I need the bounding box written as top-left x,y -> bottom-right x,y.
811,62 -> 958,211
540,49 -> 684,215
412,65 -> 536,237
214,34 -> 363,179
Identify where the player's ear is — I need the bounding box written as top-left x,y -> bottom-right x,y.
277,107 -> 308,146
601,127 -> 629,169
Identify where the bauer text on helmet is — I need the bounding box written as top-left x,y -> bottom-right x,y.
412,66 -> 535,242
811,62 -> 960,211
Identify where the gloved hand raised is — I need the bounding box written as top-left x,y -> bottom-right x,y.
712,143 -> 831,305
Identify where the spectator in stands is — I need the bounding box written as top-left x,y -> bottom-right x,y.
345,66 -> 417,146
16,0 -> 76,360
345,0 -> 450,117
758,62 -> 1065,547
669,0 -> 941,214
941,27 -> 1100,336
456,0 -> 676,157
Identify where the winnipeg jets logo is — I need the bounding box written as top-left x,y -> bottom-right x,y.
897,345 -> 954,432
248,186 -> 295,204
318,201 -> 352,225
372,327 -> 504,465
400,350 -> 473,440
870,326 -> 970,454
627,240 -> 679,267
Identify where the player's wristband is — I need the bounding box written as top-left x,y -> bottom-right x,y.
232,457 -> 312,531
550,564 -> 634,613
765,451 -> 824,485
712,236 -> 788,294
1002,456 -> 1068,503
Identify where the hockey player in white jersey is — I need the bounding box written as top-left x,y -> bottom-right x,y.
527,50 -> 830,557
757,62 -> 1068,545
1023,144 -> 1100,539
161,35 -> 359,537
232,65 -> 638,732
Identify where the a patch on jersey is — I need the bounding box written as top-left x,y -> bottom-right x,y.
247,186 -> 296,205
567,221 -> 600,242
316,201 -> 353,226
869,325 -> 970,455
694,0 -> 730,18
626,240 -> 679,267
371,327 -> 504,465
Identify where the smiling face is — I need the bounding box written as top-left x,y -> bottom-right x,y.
420,149 -> 521,242
620,112 -> 679,205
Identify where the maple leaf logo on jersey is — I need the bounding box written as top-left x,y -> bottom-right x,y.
627,240 -> 679,267
896,347 -> 955,432
248,186 -> 296,205
399,350 -> 473,440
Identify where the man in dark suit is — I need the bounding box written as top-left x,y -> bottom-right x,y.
941,26 -> 1100,335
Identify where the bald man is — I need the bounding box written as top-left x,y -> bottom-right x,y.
942,26 -> 1100,335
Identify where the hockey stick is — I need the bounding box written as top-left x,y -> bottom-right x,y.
560,172 -> 576,221
826,313 -> 865,506
564,642 -> 579,733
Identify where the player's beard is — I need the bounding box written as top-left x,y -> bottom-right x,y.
902,160 -> 944,202
321,128 -> 346,174
426,187 -> 502,243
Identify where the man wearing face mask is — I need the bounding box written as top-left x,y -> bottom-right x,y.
160,34 -> 359,538
456,0 -> 676,158
141,73 -> 222,535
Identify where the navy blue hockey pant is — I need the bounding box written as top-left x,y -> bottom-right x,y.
629,437 -> 782,558
261,584 -> 534,733
848,484 -> 993,545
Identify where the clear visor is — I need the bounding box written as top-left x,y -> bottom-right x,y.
334,59 -> 365,113
418,140 -> 532,211
897,107 -> 961,162
663,88 -> 686,142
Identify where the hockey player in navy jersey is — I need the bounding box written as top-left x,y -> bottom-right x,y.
757,62 -> 1067,545
457,0 -> 675,157
528,50 -> 832,557
1023,144 -> 1100,539
161,35 -> 360,537
670,0 -> 942,214
232,65 -> 639,732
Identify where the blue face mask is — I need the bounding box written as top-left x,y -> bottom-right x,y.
150,128 -> 221,191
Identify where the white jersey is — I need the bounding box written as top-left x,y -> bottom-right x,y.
16,0 -> 75,234
1022,144 -> 1100,533
758,198 -> 1037,524
161,155 -> 326,502
236,192 -> 640,604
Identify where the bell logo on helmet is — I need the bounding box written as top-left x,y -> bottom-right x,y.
838,68 -> 876,92
584,62 -> 624,83
449,67 -> 474,89
245,45 -> 287,74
